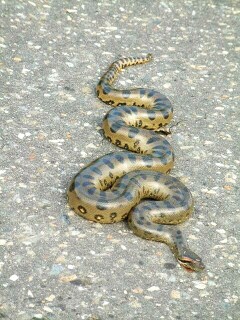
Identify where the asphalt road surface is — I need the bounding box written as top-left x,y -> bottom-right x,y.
0,1 -> 239,319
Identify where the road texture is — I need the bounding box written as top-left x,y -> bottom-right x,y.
0,1 -> 239,319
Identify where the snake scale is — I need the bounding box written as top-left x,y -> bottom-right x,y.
67,54 -> 204,272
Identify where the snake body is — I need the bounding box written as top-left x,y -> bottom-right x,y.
67,54 -> 204,272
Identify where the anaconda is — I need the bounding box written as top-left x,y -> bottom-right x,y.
67,54 -> 204,272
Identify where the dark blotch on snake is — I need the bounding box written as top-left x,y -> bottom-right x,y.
74,181 -> 80,188
122,107 -> 132,114
147,90 -> 156,97
102,84 -> 111,95
82,174 -> 94,180
147,110 -> 156,120
146,136 -> 159,144
124,192 -> 134,201
128,127 -> 139,138
122,90 -> 131,98
115,139 -> 121,146
110,122 -> 122,133
102,158 -> 114,169
69,182 -> 75,192
95,215 -> 104,221
143,155 -> 153,168
96,203 -> 107,210
87,188 -> 95,195
91,167 -> 102,175
82,181 -> 93,187
78,206 -> 87,214
127,153 -> 137,162
110,212 -> 117,218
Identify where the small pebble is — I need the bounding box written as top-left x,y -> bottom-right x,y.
170,290 -> 181,299
132,287 -> 144,294
33,315 -> 43,319
45,294 -> 56,302
147,286 -> 160,292
216,229 -> 226,234
60,274 -> 77,283
163,83 -> 171,89
194,282 -> 207,290
68,265 -> 75,269
43,306 -> 53,313
17,133 -> 25,139
0,239 -> 7,245
27,290 -> 34,298
9,275 -> 19,281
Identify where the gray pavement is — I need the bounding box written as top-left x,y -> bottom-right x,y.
0,1 -> 239,319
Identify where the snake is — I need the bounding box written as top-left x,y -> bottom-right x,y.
67,54 -> 205,272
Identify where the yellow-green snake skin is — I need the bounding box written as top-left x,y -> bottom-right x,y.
67,54 -> 204,272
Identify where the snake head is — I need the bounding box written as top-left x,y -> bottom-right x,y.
177,250 -> 205,272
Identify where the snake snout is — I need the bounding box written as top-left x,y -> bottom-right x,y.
178,252 -> 205,272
